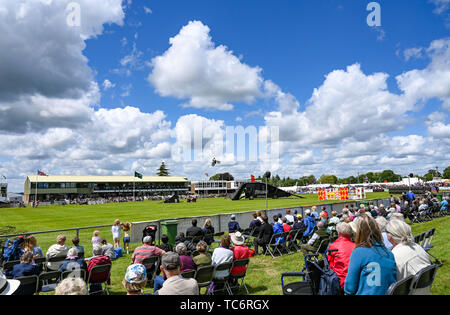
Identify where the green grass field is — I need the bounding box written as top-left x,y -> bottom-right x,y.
1,192 -> 448,295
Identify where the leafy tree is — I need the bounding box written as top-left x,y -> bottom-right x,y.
443,166 -> 450,179
318,175 -> 338,184
210,173 -> 234,181
157,162 -> 169,176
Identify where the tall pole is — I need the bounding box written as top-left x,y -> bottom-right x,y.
35,175 -> 38,207
265,177 -> 268,211
133,178 -> 136,202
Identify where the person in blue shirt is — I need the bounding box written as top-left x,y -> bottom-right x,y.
228,215 -> 241,233
406,190 -> 416,203
310,206 -> 319,220
441,197 -> 449,212
344,214 -> 397,295
11,252 -> 40,278
272,215 -> 285,243
302,210 -> 316,240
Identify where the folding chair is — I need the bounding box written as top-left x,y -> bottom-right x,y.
142,256 -> 159,281
211,262 -> 233,295
386,275 -> 415,295
12,275 -> 39,295
315,239 -> 330,258
180,269 -> 196,279
45,256 -> 66,272
2,260 -> 20,277
422,229 -> 435,252
61,269 -> 86,281
195,265 -> 215,295
87,264 -> 112,295
228,258 -> 250,295
264,233 -> 284,258
38,271 -> 62,294
410,264 -> 438,295
287,229 -> 301,252
33,257 -> 46,265
280,231 -> 292,254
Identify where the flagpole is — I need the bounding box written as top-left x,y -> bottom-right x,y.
35,174 -> 38,207
133,177 -> 136,202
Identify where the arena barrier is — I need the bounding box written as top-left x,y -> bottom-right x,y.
0,198 -> 395,245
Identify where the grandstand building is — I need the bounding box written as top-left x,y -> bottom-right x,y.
190,180 -> 253,195
24,175 -> 190,203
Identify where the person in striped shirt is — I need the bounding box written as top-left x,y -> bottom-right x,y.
131,236 -> 166,278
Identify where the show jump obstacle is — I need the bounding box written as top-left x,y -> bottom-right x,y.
318,187 -> 366,201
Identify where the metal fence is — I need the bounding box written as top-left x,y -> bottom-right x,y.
0,198 -> 393,246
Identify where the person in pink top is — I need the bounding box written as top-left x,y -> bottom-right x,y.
327,222 -> 355,290
230,232 -> 250,275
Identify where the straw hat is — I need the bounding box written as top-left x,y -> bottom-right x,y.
231,231 -> 245,246
0,273 -> 20,295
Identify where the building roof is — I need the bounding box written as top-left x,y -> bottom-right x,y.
26,175 -> 189,183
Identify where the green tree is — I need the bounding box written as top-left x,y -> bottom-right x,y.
157,162 -> 169,176
318,174 -> 338,184
210,173 -> 234,181
443,166 -> 450,179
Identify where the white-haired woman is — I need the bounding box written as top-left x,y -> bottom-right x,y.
389,213 -> 405,222
385,220 -> 432,295
328,222 -> 355,290
175,243 -> 195,272
55,277 -> 88,295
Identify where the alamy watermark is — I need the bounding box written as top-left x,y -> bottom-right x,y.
367,2 -> 381,27
66,2 -> 81,27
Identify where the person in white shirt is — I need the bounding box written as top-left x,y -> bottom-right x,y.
385,219 -> 433,295
46,234 -> 69,271
285,209 -> 295,224
111,219 -> 121,248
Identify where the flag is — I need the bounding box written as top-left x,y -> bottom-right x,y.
37,170 -> 47,176
205,173 -> 209,178
134,171 -> 143,179
251,175 -> 255,182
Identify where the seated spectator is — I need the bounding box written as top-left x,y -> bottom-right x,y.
311,206 -> 319,220
328,222 -> 355,290
249,213 -> 262,232
59,248 -> 87,273
385,219 -> 432,295
175,243 -> 195,272
253,215 -> 273,255
186,219 -> 205,241
132,236 -> 166,276
300,221 -> 328,255
389,213 -> 405,222
155,252 -> 199,295
158,234 -> 173,252
277,213 -> 283,224
101,239 -> 115,261
87,245 -> 112,292
212,235 -> 234,279
24,235 -> 44,259
175,232 -> 196,252
441,196 -> 449,212
230,232 -> 250,275
55,277 -> 88,295
327,211 -> 340,233
282,218 -> 291,233
46,234 -> 69,271
122,264 -> 148,295
11,252 -> 40,278
193,241 -> 212,268
293,214 -> 305,230
302,210 -> 316,239
375,216 -> 394,250
256,211 -> 264,223
91,230 -> 102,247
378,204 -> 387,217
228,215 -> 241,234
272,215 -> 285,243
293,210 -> 299,222
202,219 -> 215,245
344,214 -> 397,295
71,237 -> 84,258
285,209 -> 295,224
319,211 -> 328,226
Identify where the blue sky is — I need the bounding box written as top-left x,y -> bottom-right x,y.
0,0 -> 449,192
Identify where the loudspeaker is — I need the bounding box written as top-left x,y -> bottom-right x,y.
264,171 -> 271,179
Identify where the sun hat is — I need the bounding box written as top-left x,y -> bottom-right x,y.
305,209 -> 311,215
231,231 -> 245,246
230,214 -> 236,219
124,264 -> 147,284
297,214 -> 303,219
0,273 -> 20,295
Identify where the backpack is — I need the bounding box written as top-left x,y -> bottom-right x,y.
1,238 -> 24,263
318,267 -> 341,295
114,247 -> 123,259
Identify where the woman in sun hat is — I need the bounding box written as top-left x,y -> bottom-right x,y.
0,272 -> 20,295
122,264 -> 148,295
230,231 -> 250,275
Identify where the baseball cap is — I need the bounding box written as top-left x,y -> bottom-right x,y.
161,252 -> 181,271
230,215 -> 236,219
125,264 -> 147,284
0,273 -> 20,295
